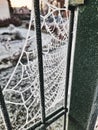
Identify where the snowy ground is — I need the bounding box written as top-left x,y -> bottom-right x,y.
0,26 -> 67,130
0,26 -> 52,70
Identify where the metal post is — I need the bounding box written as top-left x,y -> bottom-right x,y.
34,0 -> 46,129
63,6 -> 75,130
0,86 -> 12,130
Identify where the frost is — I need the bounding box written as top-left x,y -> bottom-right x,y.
0,0 -> 70,129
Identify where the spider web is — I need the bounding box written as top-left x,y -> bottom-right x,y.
1,0 -> 70,129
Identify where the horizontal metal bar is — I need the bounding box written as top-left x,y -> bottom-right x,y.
46,107 -> 64,121
28,107 -> 67,130
39,110 -> 65,130
28,121 -> 42,130
45,110 -> 65,127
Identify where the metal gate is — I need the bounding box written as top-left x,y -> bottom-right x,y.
0,0 -> 75,130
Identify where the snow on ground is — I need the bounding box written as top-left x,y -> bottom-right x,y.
0,27 -> 28,58
0,26 -> 52,69
0,25 -> 67,130
0,27 -> 52,56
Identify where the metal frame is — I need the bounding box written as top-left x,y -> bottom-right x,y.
63,5 -> 75,130
0,0 -> 76,130
0,86 -> 12,130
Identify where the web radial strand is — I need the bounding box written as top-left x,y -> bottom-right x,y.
2,1 -> 41,130
1,0 -> 70,130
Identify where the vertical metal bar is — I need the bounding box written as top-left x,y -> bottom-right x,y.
34,0 -> 46,128
63,6 -> 75,130
0,86 -> 12,130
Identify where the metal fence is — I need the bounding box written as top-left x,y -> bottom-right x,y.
0,0 -> 75,130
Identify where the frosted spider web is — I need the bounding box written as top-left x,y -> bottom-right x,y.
1,0 -> 70,130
